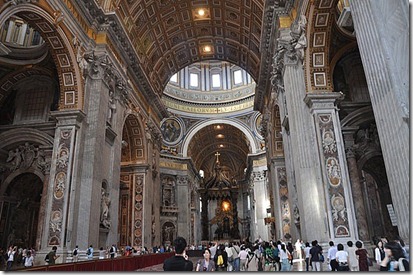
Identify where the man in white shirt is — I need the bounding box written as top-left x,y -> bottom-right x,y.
335,243 -> 349,271
327,241 -> 338,271
238,246 -> 249,271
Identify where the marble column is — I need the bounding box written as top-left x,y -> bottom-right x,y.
342,128 -> 370,241
43,110 -> 85,259
350,0 -> 409,240
176,175 -> 190,241
304,93 -> 358,241
251,170 -> 269,241
201,193 -> 209,240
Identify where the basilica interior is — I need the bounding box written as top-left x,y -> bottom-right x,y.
0,0 -> 409,264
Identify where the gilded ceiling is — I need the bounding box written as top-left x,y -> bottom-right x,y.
100,0 -> 290,97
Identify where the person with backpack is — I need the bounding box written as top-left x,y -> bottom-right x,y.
109,244 -> 116,259
72,245 -> 79,262
45,246 -> 59,265
213,244 -> 228,272
86,245 -> 93,260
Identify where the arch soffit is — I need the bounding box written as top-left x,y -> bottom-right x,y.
341,106 -> 374,128
0,128 -> 54,149
182,118 -> 258,157
122,114 -> 146,162
305,0 -> 342,92
1,169 -> 45,197
0,2 -> 83,110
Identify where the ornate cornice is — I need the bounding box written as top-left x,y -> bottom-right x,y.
76,0 -> 168,119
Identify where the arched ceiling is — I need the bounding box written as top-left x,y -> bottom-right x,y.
117,0 -> 265,92
95,0 -> 292,97
187,124 -> 250,180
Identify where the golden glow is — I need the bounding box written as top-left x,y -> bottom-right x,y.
203,45 -> 212,52
198,9 -> 205,16
219,144 -> 224,148
222,200 -> 230,211
215,125 -> 222,130
216,134 -> 225,138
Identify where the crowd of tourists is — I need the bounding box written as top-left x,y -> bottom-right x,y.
164,236 -> 409,272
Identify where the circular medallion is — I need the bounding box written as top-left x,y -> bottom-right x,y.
160,117 -> 183,145
134,228 -> 142,237
135,194 -> 143,202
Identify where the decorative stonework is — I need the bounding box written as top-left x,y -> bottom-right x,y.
277,167 -> 291,239
48,128 -> 73,245
133,175 -> 144,246
5,143 -> 50,173
317,114 -> 350,237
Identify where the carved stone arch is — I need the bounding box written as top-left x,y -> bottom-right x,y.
121,114 -> 146,162
0,2 -> 83,110
0,128 -> 53,196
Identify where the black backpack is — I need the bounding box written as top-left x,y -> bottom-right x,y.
45,253 -> 50,262
73,248 -> 78,256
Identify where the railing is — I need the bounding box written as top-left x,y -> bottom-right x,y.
18,252 -> 174,272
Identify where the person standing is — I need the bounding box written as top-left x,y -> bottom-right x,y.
335,244 -> 349,271
309,240 -> 323,271
46,246 -> 60,265
347,241 -> 358,271
379,241 -> 410,271
374,240 -> 385,267
86,245 -> 94,260
6,246 -> 16,270
24,251 -> 34,268
99,247 -> 106,259
72,245 -> 79,262
238,246 -> 249,271
279,243 -> 291,271
214,244 -> 228,272
163,236 -> 193,271
109,244 -> 116,259
195,248 -> 215,271
355,241 -> 369,271
303,242 -> 311,271
327,241 -> 338,271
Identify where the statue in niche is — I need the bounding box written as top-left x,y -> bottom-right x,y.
100,188 -> 111,229
162,178 -> 176,206
107,91 -> 116,124
163,225 -> 174,242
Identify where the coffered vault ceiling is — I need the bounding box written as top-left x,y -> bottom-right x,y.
187,124 -> 250,180
85,0 -> 293,107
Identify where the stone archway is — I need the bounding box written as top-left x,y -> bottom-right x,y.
0,173 -> 43,250
118,114 -> 148,249
0,2 -> 83,110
